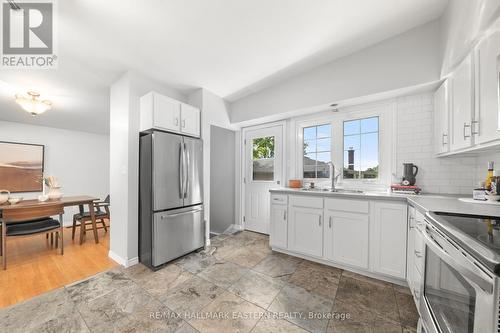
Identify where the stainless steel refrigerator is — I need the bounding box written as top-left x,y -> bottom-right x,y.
139,130 -> 204,269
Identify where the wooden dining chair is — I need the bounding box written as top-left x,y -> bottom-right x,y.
72,195 -> 110,244
1,203 -> 64,270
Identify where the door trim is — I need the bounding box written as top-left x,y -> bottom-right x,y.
240,120 -> 287,231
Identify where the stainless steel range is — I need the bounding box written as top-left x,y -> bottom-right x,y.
419,212 -> 500,333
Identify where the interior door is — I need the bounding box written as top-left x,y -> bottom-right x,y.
183,136 -> 203,206
153,131 -> 183,211
244,125 -> 283,234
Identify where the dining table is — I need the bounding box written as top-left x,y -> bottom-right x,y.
0,195 -> 101,243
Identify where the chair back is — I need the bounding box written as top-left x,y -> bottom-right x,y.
1,203 -> 64,223
104,195 -> 110,204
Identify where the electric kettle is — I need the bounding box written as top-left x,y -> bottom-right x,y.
402,163 -> 418,186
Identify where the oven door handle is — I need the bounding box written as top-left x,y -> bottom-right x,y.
420,228 -> 494,294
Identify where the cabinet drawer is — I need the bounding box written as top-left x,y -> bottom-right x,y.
271,194 -> 288,205
325,198 -> 369,213
289,195 -> 323,209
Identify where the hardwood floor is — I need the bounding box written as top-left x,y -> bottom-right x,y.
0,225 -> 117,308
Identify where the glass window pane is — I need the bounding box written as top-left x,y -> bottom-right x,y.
344,119 -> 360,136
360,132 -> 378,179
361,117 -> 379,133
316,138 -> 331,152
252,137 -> 274,159
303,127 -> 316,141
343,149 -> 360,179
303,154 -> 316,178
344,135 -> 360,152
316,152 -> 331,178
304,140 -> 316,154
253,159 -> 274,181
317,124 -> 331,139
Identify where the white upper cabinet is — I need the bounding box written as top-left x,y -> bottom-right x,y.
370,201 -> 408,279
140,92 -> 201,137
434,80 -> 450,154
324,210 -> 369,270
474,30 -> 500,145
449,54 -> 474,151
180,103 -> 201,137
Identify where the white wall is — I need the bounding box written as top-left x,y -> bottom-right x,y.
187,88 -> 237,241
229,20 -> 441,124
109,71 -> 187,266
0,120 -> 109,223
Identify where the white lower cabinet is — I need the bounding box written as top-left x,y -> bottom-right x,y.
270,194 -> 409,281
288,206 -> 323,257
324,210 -> 369,269
370,201 -> 408,279
270,204 -> 288,249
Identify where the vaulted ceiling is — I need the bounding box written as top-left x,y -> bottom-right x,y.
0,0 -> 448,133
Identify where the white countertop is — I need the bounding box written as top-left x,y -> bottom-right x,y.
269,188 -> 500,217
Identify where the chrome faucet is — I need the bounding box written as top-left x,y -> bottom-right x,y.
327,162 -> 340,190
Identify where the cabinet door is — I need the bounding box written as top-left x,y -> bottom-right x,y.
324,210 -> 369,269
475,31 -> 500,145
180,103 -> 201,137
434,80 -> 450,154
371,201 -> 408,279
406,206 -> 416,287
450,54 -> 474,151
154,93 -> 181,132
270,204 -> 288,249
288,206 -> 323,257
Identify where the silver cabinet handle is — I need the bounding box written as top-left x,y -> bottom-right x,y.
471,120 -> 479,135
283,210 -> 287,220
318,215 -> 322,227
415,250 -> 423,258
182,119 -> 186,128
414,289 -> 420,300
463,123 -> 471,139
442,133 -> 448,146
174,118 -> 179,126
329,216 -> 332,228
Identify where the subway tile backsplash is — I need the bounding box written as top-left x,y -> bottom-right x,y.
395,93 -> 490,195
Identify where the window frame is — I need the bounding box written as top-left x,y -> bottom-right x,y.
342,116 -> 380,180
302,123 -> 333,179
295,101 -> 395,189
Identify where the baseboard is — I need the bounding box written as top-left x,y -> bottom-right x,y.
108,250 -> 139,268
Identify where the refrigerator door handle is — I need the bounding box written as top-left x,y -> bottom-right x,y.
178,143 -> 184,199
184,142 -> 189,198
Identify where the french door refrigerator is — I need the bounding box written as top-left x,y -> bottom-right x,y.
139,130 -> 204,269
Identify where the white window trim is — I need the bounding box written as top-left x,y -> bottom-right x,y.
294,101 -> 396,190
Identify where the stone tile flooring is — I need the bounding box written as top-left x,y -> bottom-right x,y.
0,231 -> 419,333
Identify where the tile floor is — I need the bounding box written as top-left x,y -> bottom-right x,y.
0,231 -> 419,333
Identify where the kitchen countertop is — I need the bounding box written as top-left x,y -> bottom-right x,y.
270,188 -> 500,217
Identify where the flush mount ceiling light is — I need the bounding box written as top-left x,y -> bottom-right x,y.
330,103 -> 339,112
15,91 -> 53,116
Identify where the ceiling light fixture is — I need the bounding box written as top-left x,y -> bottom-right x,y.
330,103 -> 339,112
15,91 -> 53,116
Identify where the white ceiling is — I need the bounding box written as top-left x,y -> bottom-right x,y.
0,0 -> 448,134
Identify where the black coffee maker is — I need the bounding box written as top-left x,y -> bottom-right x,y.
402,163 -> 419,186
